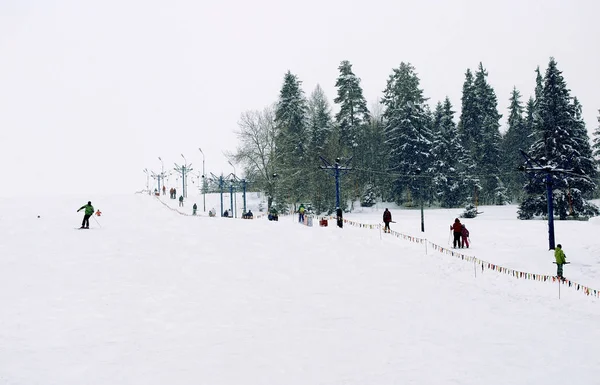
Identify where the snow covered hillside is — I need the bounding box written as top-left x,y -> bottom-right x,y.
1,193 -> 599,385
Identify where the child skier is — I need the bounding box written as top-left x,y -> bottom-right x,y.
554,244 -> 567,279
461,224 -> 470,248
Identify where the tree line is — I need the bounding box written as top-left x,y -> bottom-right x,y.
231,58 -> 600,219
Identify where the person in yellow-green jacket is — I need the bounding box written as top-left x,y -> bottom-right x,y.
77,201 -> 94,229
554,244 -> 567,278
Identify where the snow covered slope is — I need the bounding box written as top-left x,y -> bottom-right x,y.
1,193 -> 599,385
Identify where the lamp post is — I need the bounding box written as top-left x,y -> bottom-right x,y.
174,156 -> 193,200
143,169 -> 150,194
181,154 -> 187,198
416,168 -> 425,232
158,157 -> 164,194
228,160 -> 237,218
199,148 -> 206,212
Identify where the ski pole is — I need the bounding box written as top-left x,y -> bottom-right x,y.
448,230 -> 452,245
92,215 -> 102,228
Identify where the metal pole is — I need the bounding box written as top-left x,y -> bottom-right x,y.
420,198 -> 425,232
335,163 -> 340,209
229,183 -> 234,217
547,174 -> 555,250
158,157 -> 164,193
219,176 -> 224,217
182,166 -> 186,199
242,180 -> 247,214
199,148 -> 206,212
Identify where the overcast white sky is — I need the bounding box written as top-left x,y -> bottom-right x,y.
1,0 -> 598,197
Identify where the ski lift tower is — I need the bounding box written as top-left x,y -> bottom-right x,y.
174,154 -> 193,198
319,156 -> 353,210
519,149 -> 587,250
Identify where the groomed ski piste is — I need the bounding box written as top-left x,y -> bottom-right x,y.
1,192 -> 600,384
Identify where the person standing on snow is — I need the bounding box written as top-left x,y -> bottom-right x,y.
192,203 -> 197,215
554,244 -> 567,278
461,224 -> 470,248
383,208 -> 392,233
77,201 -> 94,229
336,207 -> 343,228
298,204 -> 306,223
179,195 -> 184,207
450,218 -> 462,248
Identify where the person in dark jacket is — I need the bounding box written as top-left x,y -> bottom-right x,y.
336,207 -> 343,228
77,201 -> 94,229
192,203 -> 197,215
450,218 -> 462,248
179,195 -> 184,207
383,208 -> 392,233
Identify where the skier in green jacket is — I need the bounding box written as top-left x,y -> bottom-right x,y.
554,244 -> 567,278
77,201 -> 94,229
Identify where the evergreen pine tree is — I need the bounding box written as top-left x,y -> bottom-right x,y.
592,110 -> 600,164
430,98 -> 473,207
501,87 -> 532,201
381,62 -> 432,205
334,60 -> 370,150
473,63 -> 506,205
457,69 -> 477,154
333,60 -> 371,205
306,85 -> 335,213
274,71 -> 308,205
519,58 -> 598,219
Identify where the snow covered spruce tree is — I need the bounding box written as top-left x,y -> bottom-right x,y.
306,84 -> 335,214
333,60 -> 371,206
274,71 -> 308,206
458,64 -> 507,205
381,62 -> 433,205
518,58 -> 598,220
592,110 -> 600,165
501,88 -> 534,201
592,110 -> 600,194
430,98 -> 476,207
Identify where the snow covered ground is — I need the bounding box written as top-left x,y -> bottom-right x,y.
1,191 -> 599,385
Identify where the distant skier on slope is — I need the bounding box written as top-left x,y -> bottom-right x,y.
77,201 -> 94,229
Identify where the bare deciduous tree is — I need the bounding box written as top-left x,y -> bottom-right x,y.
231,106 -> 279,210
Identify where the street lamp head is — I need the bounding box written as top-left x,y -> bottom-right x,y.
335,157 -> 341,164
158,157 -> 162,161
